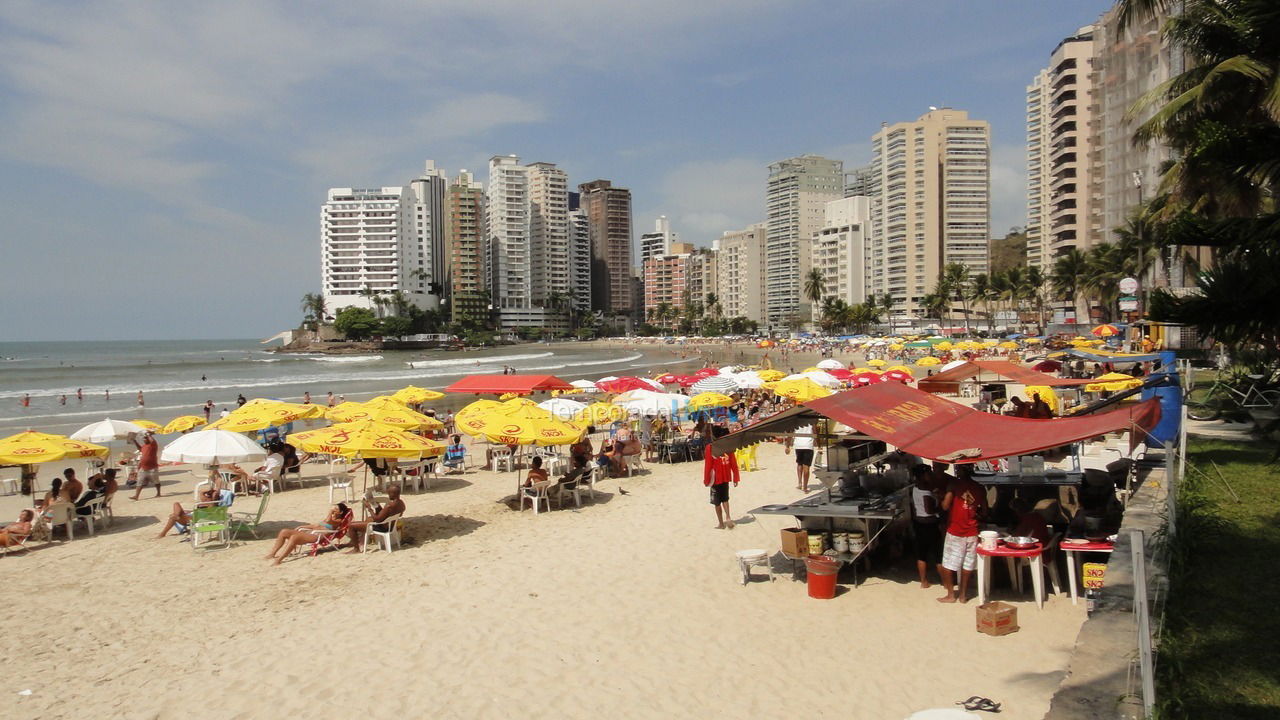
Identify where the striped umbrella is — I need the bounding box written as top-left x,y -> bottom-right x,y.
691,375 -> 740,394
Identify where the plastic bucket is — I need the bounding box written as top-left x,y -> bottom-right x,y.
805,555 -> 839,599
979,530 -> 1000,550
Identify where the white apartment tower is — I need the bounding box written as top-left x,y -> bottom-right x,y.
869,109 -> 990,315
486,155 -> 531,315
1026,69 -> 1052,268
1046,30 -> 1101,262
715,222 -> 768,325
321,186 -> 425,314
639,216 -> 677,266
765,155 -> 844,327
408,159 -> 447,308
527,162 -> 570,307
567,208 -> 592,311
810,197 -> 872,319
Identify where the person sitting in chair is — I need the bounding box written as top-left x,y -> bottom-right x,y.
263,503 -> 351,565
0,510 -> 33,548
155,485 -> 234,538
442,435 -> 467,472
345,485 -> 405,553
524,456 -> 549,488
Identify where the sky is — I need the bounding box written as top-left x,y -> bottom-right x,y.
0,0 -> 1117,341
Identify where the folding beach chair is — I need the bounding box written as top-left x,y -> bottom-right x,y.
302,510 -> 353,557
190,506 -> 231,551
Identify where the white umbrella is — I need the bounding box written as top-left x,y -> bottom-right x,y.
732,371 -> 765,390
537,398 -> 587,420
691,375 -> 740,394
614,390 -> 689,417
160,429 -> 267,465
816,359 -> 845,371
718,365 -> 741,374
801,370 -> 842,388
70,418 -> 146,443
570,379 -> 601,393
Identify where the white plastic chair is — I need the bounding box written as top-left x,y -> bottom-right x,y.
0,469 -> 19,496
46,503 -> 75,541
491,448 -> 515,472
281,467 -> 307,491
625,453 -> 643,476
252,466 -> 281,494
363,513 -> 403,553
77,496 -> 106,536
736,549 -> 772,585
520,480 -> 552,514
553,473 -> 584,509
327,472 -> 354,503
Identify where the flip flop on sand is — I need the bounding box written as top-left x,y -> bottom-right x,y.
957,696 -> 1001,713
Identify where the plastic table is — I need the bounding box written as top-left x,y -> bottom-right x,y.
1060,540 -> 1115,605
977,541 -> 1045,608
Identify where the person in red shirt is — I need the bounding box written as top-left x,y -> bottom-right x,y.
703,445 -> 740,530
938,464 -> 988,603
129,430 -> 162,500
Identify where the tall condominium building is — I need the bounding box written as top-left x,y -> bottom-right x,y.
527,162 -> 570,307
687,248 -> 717,311
445,169 -> 486,325
845,163 -> 879,198
638,216 -> 677,266
810,197 -> 872,320
869,109 -> 990,315
321,186 -> 426,314
579,179 -> 634,314
486,155 -> 531,321
765,155 -> 843,327
567,205 -> 592,312
1025,29 -> 1102,268
642,242 -> 694,319
408,160 -> 448,307
715,223 -> 767,325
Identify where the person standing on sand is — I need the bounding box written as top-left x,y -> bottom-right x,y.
129,431 -> 162,500
236,394 -> 247,407
938,465 -> 987,604
785,425 -> 815,492
703,444 -> 740,530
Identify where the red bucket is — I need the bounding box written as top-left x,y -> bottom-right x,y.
804,555 -> 839,599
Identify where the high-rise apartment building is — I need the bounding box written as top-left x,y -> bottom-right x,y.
445,170 -> 486,325
638,216 -> 677,266
486,155 -> 531,324
1026,68 -> 1052,268
527,162 -> 570,307
765,155 -> 843,327
715,223 -> 767,325
642,242 -> 694,319
321,186 -> 425,314
811,197 -> 872,319
579,179 -> 634,315
567,204 -> 592,312
408,160 -> 447,307
869,109 -> 990,315
687,248 -> 717,311
845,163 -> 879,198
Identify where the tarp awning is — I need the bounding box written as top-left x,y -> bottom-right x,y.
916,360 -> 1094,394
443,374 -> 575,395
1065,349 -> 1164,363
710,382 -> 1161,464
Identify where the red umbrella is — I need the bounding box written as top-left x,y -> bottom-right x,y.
595,376 -> 662,393
693,367 -> 719,378
827,368 -> 854,381
675,375 -> 699,387
883,370 -> 913,384
1033,360 -> 1062,373
852,371 -> 883,386
656,373 -> 680,384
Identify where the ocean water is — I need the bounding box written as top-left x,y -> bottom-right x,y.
0,339 -> 678,436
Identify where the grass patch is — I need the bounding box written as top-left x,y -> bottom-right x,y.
1157,439 -> 1280,719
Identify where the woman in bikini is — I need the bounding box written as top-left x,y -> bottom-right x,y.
262,503 -> 350,565
0,510 -> 33,547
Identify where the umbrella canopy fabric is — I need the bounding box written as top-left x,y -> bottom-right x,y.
206,400 -> 323,432
690,375 -> 741,394
1092,324 -> 1121,337
288,421 -> 443,459
392,386 -> 445,404
159,429 -> 266,465
693,367 -> 720,378
852,371 -> 883,386
816,359 -> 845,370
0,431 -> 109,465
688,392 -> 734,411
574,402 -> 629,425
613,390 -> 689,417
772,377 -> 833,403
1085,373 -> 1144,393
537,398 -> 587,420
132,419 -> 164,432
455,399 -> 585,446
883,370 -> 913,384
162,415 -> 207,434
801,371 -> 842,388
916,357 -> 941,366
1032,360 -> 1062,373
826,368 -> 854,381
444,374 -> 575,395
327,397 -> 443,430
732,371 -> 765,390
757,369 -> 786,382
569,379 -> 602,393
867,358 -> 888,368
70,418 -> 146,443
596,376 -> 664,393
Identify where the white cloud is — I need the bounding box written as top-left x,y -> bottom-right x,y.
989,143 -> 1027,236
655,157 -> 766,242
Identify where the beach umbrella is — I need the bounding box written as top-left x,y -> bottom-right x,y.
916,357 -> 941,366
392,385 -> 445,404
935,341 -> 954,351
327,397 -> 443,431
852,371 -> 883,386
800,371 -> 842,389
691,375 -> 740,394
1092,324 -> 1121,337
455,401 -> 585,446
0,431 -> 109,465
718,365 -> 741,375
693,367 -> 720,378
883,370 -> 913,384
904,340 -> 931,349
732,371 -> 765,390
1024,386 -> 1059,413
161,415 -> 207,434
867,358 -> 888,368
816,359 -> 844,371
160,428 -> 267,465
886,365 -> 914,377
288,420 -> 443,459
655,373 -> 681,384
888,343 -> 904,351
688,392 -> 734,411
455,400 -> 503,435
826,368 -> 854,381
1025,338 -> 1043,344
613,390 -> 689,417
998,341 -> 1019,349
674,374 -> 699,387
1085,373 -> 1144,393
802,366 -> 821,373
595,376 -> 663,393
70,418 -> 147,443
1032,360 -> 1062,373
569,379 -> 602,393
207,400 -> 322,432
772,377 -> 833,403
132,419 -> 164,432
574,402 -> 629,426
537,398 -> 587,420
757,369 -> 786,382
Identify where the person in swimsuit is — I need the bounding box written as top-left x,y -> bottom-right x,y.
263,503 -> 351,564
0,510 -> 33,548
345,485 -> 405,553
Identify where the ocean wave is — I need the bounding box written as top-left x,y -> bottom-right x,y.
404,351 -> 553,368
311,355 -> 383,363
523,353 -> 642,372
252,358 -> 282,363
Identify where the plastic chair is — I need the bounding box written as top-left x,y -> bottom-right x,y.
46,503 -> 75,541
281,466 -> 306,491
491,448 -> 515,472
362,513 -> 403,553
101,493 -> 115,527
0,469 -> 18,496
625,453 -> 643,476
442,446 -> 466,473
229,492 -> 271,540
191,506 -> 231,551
553,471 -> 586,509
736,549 -> 772,585
75,496 -> 106,536
252,466 -> 281,494
520,480 -> 552,514
327,472 -> 354,503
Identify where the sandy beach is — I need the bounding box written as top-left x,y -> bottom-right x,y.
2,425 -> 1085,719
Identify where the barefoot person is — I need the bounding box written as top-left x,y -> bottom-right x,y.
263,503 -> 351,565
938,464 -> 987,604
155,486 -> 233,538
129,430 -> 162,500
909,464 -> 944,589
702,445 -> 740,530
345,485 -> 405,553
784,424 -> 815,492
0,510 -> 33,548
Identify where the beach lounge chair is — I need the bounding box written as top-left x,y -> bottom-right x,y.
520,480 -> 553,514
362,513 -> 403,553
229,492 -> 271,540
300,511 -> 353,557
0,528 -> 31,557
190,506 -> 231,551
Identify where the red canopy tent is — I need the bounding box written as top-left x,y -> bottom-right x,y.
917,360 -> 1094,395
710,382 -> 1160,464
443,374 -> 575,395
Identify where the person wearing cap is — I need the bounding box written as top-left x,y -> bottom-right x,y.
129,431 -> 162,500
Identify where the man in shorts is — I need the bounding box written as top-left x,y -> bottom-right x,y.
938,464 -> 987,603
785,425 -> 815,492
703,445 -> 740,530
129,430 -> 162,500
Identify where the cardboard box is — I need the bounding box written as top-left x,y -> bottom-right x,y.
780,528 -> 809,558
976,601 -> 1019,636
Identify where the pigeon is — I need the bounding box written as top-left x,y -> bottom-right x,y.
618,487 -> 630,496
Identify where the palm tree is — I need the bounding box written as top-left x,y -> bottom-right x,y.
803,268 -> 826,327
1024,265 -> 1049,332
1050,248 -> 1090,325
299,292 -> 327,329
966,273 -> 993,333
942,262 -> 971,332
1083,244 -> 1132,322
705,292 -> 722,320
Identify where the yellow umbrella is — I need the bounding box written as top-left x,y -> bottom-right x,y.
688,392 -> 734,411
886,365 -> 913,375
888,343 -> 904,351
327,397 -> 442,431
132,419 -> 164,432
392,385 -> 445,404
772,377 -> 833,403
574,402 -> 628,426
867,358 -> 888,368
1024,386 -> 1060,413
458,400 -> 585,446
1024,338 -> 1042,344
916,357 -> 941,366
757,369 -> 786,382
206,400 -> 322,432
998,341 -> 1019,349
161,415 -> 206,434
288,421 -> 443,459
1084,373 -> 1144,393
935,341 -> 953,351
851,367 -> 874,373
0,430 -> 110,465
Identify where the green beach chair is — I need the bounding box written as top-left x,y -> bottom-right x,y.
229,492 -> 271,540
190,505 -> 230,551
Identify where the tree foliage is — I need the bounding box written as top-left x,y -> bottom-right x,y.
333,307 -> 379,340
